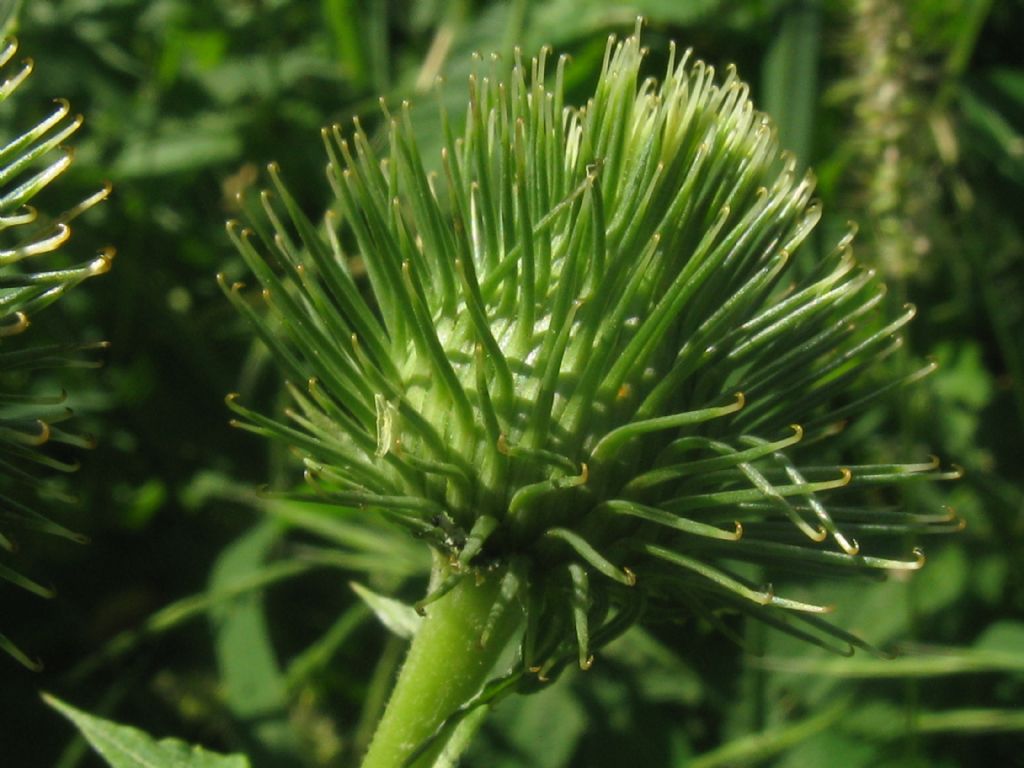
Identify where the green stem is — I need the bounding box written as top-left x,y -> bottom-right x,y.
359,571 -> 524,768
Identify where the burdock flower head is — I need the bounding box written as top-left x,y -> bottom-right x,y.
224,21 -> 957,766
0,38 -> 111,669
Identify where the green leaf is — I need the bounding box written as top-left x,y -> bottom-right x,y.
961,86 -> 1024,185
690,697 -> 849,768
351,580 -> 423,639
112,114 -> 242,177
468,676 -> 587,768
0,0 -> 23,36
524,0 -> 733,49
605,626 -> 703,706
844,700 -> 1024,738
974,620 -> 1024,657
774,728 -> 878,768
208,521 -> 300,758
43,693 -> 251,768
762,0 -> 821,167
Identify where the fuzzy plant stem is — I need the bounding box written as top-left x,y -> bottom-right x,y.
360,570 -> 524,768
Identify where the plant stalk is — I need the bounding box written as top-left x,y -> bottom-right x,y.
359,570 -> 524,768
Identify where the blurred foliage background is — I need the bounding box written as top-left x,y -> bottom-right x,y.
1,0 -> 1022,765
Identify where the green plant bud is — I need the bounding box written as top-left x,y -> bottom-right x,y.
225,20 -> 959,684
